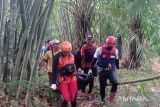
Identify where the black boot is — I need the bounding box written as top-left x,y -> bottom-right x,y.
100,86 -> 105,102
61,100 -> 68,107
71,101 -> 77,107
88,77 -> 94,94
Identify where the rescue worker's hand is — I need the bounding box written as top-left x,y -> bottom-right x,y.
78,68 -> 81,72
88,69 -> 92,74
108,63 -> 112,70
51,84 -> 57,90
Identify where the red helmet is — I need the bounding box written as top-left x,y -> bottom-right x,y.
106,36 -> 116,47
60,41 -> 72,52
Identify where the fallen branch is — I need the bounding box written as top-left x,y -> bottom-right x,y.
107,75 -> 160,86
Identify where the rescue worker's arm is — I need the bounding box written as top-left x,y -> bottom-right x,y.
39,59 -> 45,67
73,64 -> 77,75
80,46 -> 84,61
74,51 -> 82,69
40,58 -> 48,65
115,59 -> 119,69
115,49 -> 119,69
90,47 -> 101,68
80,46 -> 85,68
91,58 -> 97,68
38,53 -> 48,70
52,52 -> 61,84
90,44 -> 98,68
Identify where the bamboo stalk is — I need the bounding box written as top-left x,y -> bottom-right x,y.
12,0 -> 28,81
25,0 -> 55,106
8,0 -> 18,82
0,0 -> 6,79
16,0 -> 43,100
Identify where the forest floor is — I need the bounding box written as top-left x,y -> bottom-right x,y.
41,58 -> 160,107
0,58 -> 160,107
76,58 -> 160,107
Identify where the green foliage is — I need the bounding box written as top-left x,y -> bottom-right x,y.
1,0 -> 158,106
2,80 -> 34,98
46,0 -> 160,55
4,84 -> 17,97
3,0 -> 158,105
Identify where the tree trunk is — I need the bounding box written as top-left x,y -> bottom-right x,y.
16,0 -> 43,100
129,38 -> 139,69
116,34 -> 123,59
2,21 -> 10,82
128,17 -> 143,69
74,0 -> 95,44
8,0 -> 18,81
25,0 -> 55,105
12,0 -> 28,81
0,0 -> 6,80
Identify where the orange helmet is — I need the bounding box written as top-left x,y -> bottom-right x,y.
106,36 -> 116,47
60,41 -> 72,52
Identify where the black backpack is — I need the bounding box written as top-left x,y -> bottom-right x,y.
59,64 -> 76,76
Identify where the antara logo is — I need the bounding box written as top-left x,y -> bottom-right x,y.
116,96 -> 149,102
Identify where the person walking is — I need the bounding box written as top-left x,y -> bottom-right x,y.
51,41 -> 78,107
90,36 -> 119,103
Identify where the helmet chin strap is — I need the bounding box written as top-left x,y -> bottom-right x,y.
62,51 -> 71,57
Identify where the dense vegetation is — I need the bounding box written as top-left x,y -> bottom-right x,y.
0,0 -> 160,106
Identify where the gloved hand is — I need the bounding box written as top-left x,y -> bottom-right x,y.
88,69 -> 92,74
51,84 -> 57,90
108,64 -> 112,69
78,68 -> 81,72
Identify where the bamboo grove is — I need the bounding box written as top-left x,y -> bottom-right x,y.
0,0 -> 55,105
0,0 -> 160,106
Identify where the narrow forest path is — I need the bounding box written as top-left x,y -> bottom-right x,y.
1,59 -> 160,107
76,58 -> 160,107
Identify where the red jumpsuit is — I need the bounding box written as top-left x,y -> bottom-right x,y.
52,52 -> 77,107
